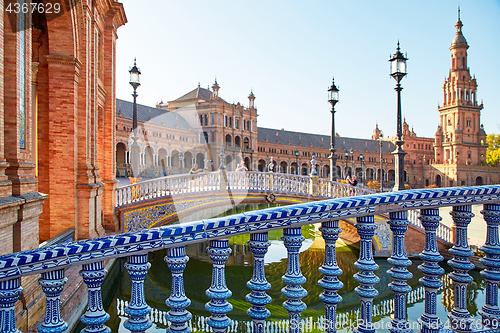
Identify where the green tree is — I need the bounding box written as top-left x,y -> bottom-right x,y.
486,133 -> 500,166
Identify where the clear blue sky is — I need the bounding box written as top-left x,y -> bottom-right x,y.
115,0 -> 500,140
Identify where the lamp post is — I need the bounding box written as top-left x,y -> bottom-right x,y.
379,134 -> 384,192
350,148 -> 354,178
389,41 -> 408,191
328,78 -> 339,181
359,154 -> 364,186
129,59 -> 141,183
344,151 -> 348,179
295,150 -> 299,175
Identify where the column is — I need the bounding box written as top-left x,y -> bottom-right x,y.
246,232 -> 271,333
282,227 -> 307,333
448,205 -> 475,332
38,269 -> 68,333
124,254 -> 152,332
0,278 -> 23,333
80,261 -> 110,333
354,215 -> 379,333
319,220 -> 343,332
165,246 -> 192,333
205,239 -> 233,332
417,207 -> 445,333
387,211 -> 413,333
479,204 -> 500,329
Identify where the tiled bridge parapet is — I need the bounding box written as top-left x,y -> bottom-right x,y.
115,171 -> 375,233
115,171 -> 453,256
1,185 -> 498,333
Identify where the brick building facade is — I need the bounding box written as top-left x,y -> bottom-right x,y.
0,1 -> 126,329
115,14 -> 499,189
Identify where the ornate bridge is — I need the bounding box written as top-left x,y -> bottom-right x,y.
0,185 -> 499,333
115,170 -> 453,255
115,170 -> 373,232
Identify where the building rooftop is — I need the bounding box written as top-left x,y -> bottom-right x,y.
171,86 -> 213,103
116,98 -> 194,131
257,127 -> 396,154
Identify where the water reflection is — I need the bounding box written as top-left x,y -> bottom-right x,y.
86,226 -> 487,333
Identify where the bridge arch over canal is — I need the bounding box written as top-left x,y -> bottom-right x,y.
115,170 -> 453,256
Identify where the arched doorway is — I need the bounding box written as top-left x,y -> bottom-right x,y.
116,142 -> 126,165
145,146 -> 154,167
226,155 -> 233,171
279,161 -> 287,173
235,136 -> 241,148
324,165 -> 330,178
196,152 -> 205,170
258,159 -> 266,172
171,150 -> 180,170
184,152 -> 193,169
291,162 -> 298,175
435,174 -> 442,187
244,137 -> 250,149
301,163 -> 308,176
235,155 -> 242,166
116,142 -> 127,177
225,134 -> 232,147
475,176 -> 483,185
388,170 -> 395,182
244,157 -> 251,171
158,148 -> 167,176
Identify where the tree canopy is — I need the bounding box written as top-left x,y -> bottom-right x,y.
486,133 -> 500,167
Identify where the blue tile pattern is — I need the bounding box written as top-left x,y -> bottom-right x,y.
0,186 -> 498,281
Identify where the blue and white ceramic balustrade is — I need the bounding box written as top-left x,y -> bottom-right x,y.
0,186 -> 499,333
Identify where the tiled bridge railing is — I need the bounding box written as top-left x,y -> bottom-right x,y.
115,170 -> 453,243
115,171 -> 373,208
1,186 -> 500,333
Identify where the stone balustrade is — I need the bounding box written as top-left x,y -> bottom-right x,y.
115,171 -> 373,208
0,185 -> 499,332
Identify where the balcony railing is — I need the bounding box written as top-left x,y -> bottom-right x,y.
0,185 -> 499,333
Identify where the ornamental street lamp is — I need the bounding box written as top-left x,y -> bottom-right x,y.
129,58 -> 141,181
295,150 -> 299,175
379,134 -> 384,192
389,41 -> 408,191
359,154 -> 364,186
350,148 -> 354,178
328,77 -> 339,181
344,150 -> 348,179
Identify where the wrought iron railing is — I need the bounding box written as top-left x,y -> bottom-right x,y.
0,185 -> 499,333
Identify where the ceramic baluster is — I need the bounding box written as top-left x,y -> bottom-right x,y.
319,220 -> 343,332
281,227 -> 307,333
124,254 -> 152,332
206,239 -> 233,332
354,215 -> 379,333
246,232 -> 271,333
38,268 -> 68,333
165,246 -> 192,333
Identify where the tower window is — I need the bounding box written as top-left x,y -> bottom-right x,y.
466,120 -> 471,127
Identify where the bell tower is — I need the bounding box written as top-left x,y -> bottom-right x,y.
435,8 -> 486,166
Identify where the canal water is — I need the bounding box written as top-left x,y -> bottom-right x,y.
72,204 -> 490,333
